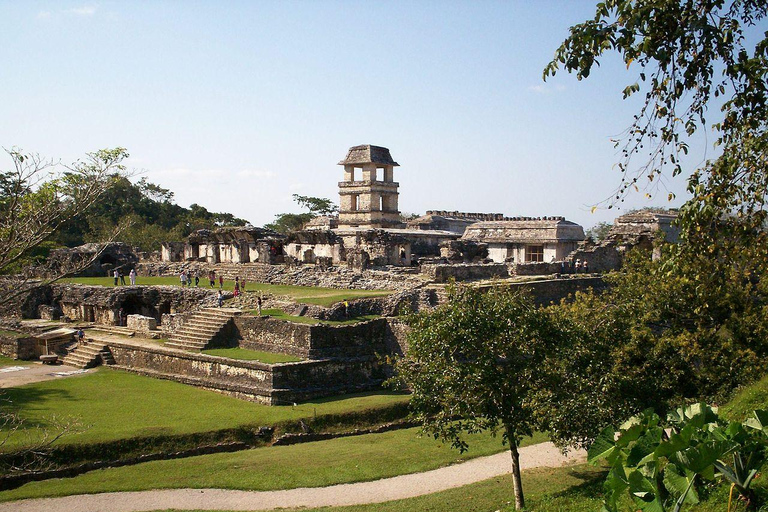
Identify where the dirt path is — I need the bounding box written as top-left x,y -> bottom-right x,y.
0,363 -> 89,388
0,441 -> 586,512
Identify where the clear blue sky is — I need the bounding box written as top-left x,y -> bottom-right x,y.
1,1 -> 709,230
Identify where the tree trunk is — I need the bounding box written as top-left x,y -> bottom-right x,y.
506,425 -> 525,510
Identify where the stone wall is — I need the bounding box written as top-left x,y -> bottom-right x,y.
107,340 -> 386,405
420,263 -> 510,283
512,262 -> 562,276
480,276 -> 608,306
127,314 -> 158,333
137,262 -> 425,291
23,284 -> 217,325
233,316 -> 391,359
0,334 -> 36,360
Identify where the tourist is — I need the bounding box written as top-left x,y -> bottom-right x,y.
574,259 -> 581,273
400,248 -> 406,265
217,289 -> 223,308
219,275 -> 224,289
194,271 -> 200,287
113,269 -> 119,286
209,270 -> 216,288
77,328 -> 85,346
180,271 -> 187,287
257,295 -> 262,316
119,270 -> 126,285
129,268 -> 137,285
583,260 -> 589,274
343,299 -> 349,318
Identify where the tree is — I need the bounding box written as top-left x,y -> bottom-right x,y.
535,0 -> 768,446
585,220 -> 612,240
0,148 -> 130,307
264,194 -> 338,234
539,246 -> 768,453
392,286 -> 559,510
545,1 -> 767,269
292,194 -> 338,216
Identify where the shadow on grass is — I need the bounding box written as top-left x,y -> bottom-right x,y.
309,389 -> 410,405
550,468 -> 606,500
1,387 -> 74,432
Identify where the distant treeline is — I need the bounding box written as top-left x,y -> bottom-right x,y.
53,176 -> 249,252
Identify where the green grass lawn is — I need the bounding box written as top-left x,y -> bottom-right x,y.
259,308 -> 381,325
0,367 -> 409,449
61,277 -> 392,306
0,428 -> 546,502
0,354 -> 26,366
201,347 -> 302,363
0,329 -> 26,338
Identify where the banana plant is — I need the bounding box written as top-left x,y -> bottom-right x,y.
588,404 -> 768,512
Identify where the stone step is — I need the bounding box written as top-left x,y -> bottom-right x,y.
169,332 -> 217,343
177,324 -> 223,334
185,318 -> 227,327
165,342 -> 206,351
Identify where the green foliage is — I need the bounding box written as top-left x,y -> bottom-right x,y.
292,194 -> 338,216
590,404 -> 768,511
393,285 -> 567,509
58,175 -> 249,251
586,221 -> 613,241
545,1 -> 768,347
264,194 -> 338,234
541,247 -> 768,451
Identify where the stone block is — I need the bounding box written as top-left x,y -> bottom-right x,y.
127,314 -> 158,332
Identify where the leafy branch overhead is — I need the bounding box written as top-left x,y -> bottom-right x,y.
545,0 -> 768,213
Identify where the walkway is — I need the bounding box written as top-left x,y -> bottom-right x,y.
0,441 -> 586,512
0,363 -> 87,388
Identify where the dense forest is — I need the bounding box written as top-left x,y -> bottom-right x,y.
53,175 -> 249,252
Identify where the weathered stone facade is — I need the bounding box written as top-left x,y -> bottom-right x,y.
462,217 -> 585,263
108,340 -> 388,405
48,242 -> 139,277
23,284 -> 217,326
408,211 -> 506,235
337,145 -> 404,230
162,226 -> 284,264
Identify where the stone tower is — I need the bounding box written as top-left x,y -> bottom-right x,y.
337,145 -> 404,229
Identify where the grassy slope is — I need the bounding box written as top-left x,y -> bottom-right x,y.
162,375 -> 768,512
0,355 -> 27,366
61,277 -> 391,306
0,429 -> 547,502
259,308 -> 381,325
1,367 -> 409,448
201,347 -> 302,363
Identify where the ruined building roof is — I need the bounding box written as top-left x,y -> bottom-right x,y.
461,217 -> 585,244
608,210 -> 679,243
338,145 -> 399,167
187,226 -> 284,244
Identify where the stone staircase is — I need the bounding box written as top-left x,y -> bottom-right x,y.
165,308 -> 241,352
61,342 -> 115,369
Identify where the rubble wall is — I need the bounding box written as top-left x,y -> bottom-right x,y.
0,335 -> 36,360
233,316 -> 391,359
107,341 -> 387,404
481,276 -> 608,306
420,263 -> 510,283
137,262 -> 424,291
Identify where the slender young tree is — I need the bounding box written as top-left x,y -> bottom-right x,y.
393,286 -> 558,510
